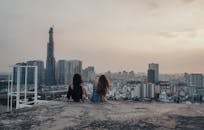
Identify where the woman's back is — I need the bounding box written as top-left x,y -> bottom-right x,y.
91,86 -> 102,103
67,84 -> 83,102
67,74 -> 83,102
91,75 -> 110,103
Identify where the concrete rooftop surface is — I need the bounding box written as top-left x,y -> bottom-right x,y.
0,101 -> 204,130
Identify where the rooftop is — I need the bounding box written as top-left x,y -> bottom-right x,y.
0,101 -> 204,130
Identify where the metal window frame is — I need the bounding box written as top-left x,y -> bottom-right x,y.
7,65 -> 38,112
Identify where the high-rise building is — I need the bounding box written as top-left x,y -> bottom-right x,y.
67,60 -> 82,83
147,63 -> 159,83
13,62 -> 27,84
83,66 -> 95,82
56,60 -> 69,84
45,27 -> 56,85
147,69 -> 155,83
27,60 -> 44,85
186,73 -> 203,97
186,74 -> 203,88
56,59 -> 83,84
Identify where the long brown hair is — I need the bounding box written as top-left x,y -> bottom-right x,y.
97,75 -> 110,96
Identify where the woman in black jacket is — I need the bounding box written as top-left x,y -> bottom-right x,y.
67,74 -> 83,102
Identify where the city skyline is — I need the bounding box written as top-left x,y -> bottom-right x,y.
1,0 -> 204,73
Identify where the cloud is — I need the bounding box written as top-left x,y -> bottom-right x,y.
145,0 -> 162,15
180,0 -> 196,4
158,28 -> 198,38
147,1 -> 160,10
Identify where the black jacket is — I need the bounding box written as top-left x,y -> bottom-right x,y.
67,85 -> 83,102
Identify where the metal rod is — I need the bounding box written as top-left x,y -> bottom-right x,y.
10,67 -> 13,111
34,66 -> 38,104
16,66 -> 20,109
12,65 -> 38,67
7,67 -> 10,112
24,67 -> 28,104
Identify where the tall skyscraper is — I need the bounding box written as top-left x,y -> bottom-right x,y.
147,69 -> 155,83
147,63 -> 159,83
56,60 -> 69,85
45,27 -> 56,85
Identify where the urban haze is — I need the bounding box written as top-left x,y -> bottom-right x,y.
1,1 -> 204,130
1,0 -> 204,73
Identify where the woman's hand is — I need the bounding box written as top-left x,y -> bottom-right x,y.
80,99 -> 84,103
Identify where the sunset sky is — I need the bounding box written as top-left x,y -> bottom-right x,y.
0,0 -> 204,73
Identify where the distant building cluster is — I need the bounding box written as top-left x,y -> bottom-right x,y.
12,27 -> 95,86
7,27 -> 204,103
185,73 -> 204,98
108,82 -> 155,100
56,60 -> 82,84
101,64 -> 204,102
82,66 -> 95,82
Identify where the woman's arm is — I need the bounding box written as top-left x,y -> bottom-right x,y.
101,96 -> 106,102
82,87 -> 88,97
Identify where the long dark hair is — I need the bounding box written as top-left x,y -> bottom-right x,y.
73,73 -> 82,88
97,75 -> 110,96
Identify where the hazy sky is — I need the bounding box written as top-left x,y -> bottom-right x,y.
1,0 -> 204,73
